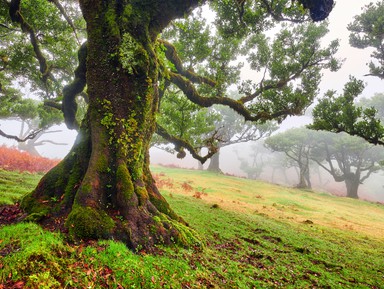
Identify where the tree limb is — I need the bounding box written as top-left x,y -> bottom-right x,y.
239,50 -> 318,104
0,128 -> 43,142
170,72 -> 297,122
33,140 -> 67,146
48,0 -> 80,44
159,39 -> 217,87
62,42 -> 87,130
44,100 -> 62,110
155,123 -> 217,164
8,0 -> 54,90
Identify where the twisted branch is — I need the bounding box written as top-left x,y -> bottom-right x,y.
169,72 -> 297,122
48,0 -> 80,44
62,42 -> 87,130
0,128 -> 43,142
156,123 -> 217,164
159,39 -> 217,87
9,0 -> 53,87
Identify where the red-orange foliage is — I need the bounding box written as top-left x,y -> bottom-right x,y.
0,145 -> 60,173
152,173 -> 175,189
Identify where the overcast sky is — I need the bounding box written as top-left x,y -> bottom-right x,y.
1,1 -> 382,159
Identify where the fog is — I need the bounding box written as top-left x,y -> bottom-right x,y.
1,1 -> 384,202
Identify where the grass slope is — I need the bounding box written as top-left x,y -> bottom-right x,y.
0,166 -> 384,288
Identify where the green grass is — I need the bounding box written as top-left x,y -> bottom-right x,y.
1,166 -> 384,288
0,169 -> 41,205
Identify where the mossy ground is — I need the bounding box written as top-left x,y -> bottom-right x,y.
1,166 -> 384,288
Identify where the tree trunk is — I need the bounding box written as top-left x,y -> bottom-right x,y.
21,0 -> 200,250
297,163 -> 311,189
207,150 -> 222,173
345,174 -> 359,199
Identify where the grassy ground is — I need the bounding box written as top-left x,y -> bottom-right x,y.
1,166 -> 384,288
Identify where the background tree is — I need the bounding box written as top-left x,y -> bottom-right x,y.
265,128 -> 316,189
235,140 -> 270,179
311,1 -> 384,144
2,0 -> 336,250
358,93 -> 384,121
310,77 -> 384,145
348,0 -> 384,79
310,131 -> 384,198
206,105 -> 276,173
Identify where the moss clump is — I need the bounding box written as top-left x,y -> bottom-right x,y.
156,213 -> 203,248
20,193 -> 50,221
116,164 -> 135,203
149,194 -> 179,220
119,32 -> 149,75
65,206 -> 115,240
105,4 -> 120,37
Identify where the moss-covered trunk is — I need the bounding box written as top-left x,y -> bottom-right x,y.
21,0 -> 200,250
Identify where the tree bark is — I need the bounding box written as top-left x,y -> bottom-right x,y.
345,174 -> 359,199
207,150 -> 223,173
20,0 -> 201,250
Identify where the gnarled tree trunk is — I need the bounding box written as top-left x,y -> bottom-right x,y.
21,0 -> 201,250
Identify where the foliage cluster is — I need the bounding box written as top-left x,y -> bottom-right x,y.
0,145 -> 59,173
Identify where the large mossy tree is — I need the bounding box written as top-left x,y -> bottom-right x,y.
2,0 -> 335,250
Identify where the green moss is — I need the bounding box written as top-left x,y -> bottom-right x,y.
63,165 -> 82,205
65,206 -> 115,240
149,194 -> 174,217
135,186 -> 148,205
121,4 -> 133,23
20,192 -> 50,221
116,164 -> 135,203
105,4 -> 120,37
119,32 -> 149,75
155,213 -> 203,248
170,220 -> 203,248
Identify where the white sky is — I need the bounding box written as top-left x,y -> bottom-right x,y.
1,1 -> 382,159
320,0 -> 382,98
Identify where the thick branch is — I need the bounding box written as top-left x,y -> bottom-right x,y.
9,0 -> 53,86
156,123 -> 217,164
149,0 -> 203,35
170,72 -> 297,122
44,100 -> 62,110
62,42 -> 87,130
159,39 -> 217,87
364,73 -> 384,79
48,0 -> 80,44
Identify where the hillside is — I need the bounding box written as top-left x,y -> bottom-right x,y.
1,166 -> 384,288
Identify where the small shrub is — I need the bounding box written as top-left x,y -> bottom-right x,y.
181,181 -> 193,192
193,188 -> 207,199
0,145 -> 59,173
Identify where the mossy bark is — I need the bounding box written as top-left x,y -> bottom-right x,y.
21,0 -> 202,250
